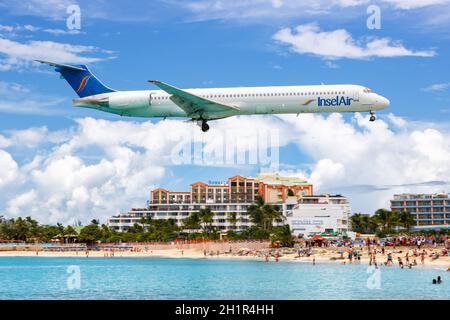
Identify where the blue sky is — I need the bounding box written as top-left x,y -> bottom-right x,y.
0,0 -> 449,224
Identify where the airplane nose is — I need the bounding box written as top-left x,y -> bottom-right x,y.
377,95 -> 390,109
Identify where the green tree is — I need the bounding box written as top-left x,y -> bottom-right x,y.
227,212 -> 238,230
240,226 -> 270,240
247,196 -> 282,231
78,222 -> 103,244
198,208 -> 215,236
183,211 -> 202,232
398,210 -> 415,231
270,225 -> 295,247
350,213 -> 378,234
374,209 -> 398,234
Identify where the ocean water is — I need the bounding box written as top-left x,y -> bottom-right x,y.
0,257 -> 448,300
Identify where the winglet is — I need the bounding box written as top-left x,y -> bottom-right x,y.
147,80 -> 159,84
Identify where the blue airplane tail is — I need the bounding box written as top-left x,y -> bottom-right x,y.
36,60 -> 116,98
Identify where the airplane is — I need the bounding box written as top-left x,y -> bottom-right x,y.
36,60 -> 390,132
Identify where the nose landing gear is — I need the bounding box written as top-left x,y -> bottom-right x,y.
369,111 -> 376,122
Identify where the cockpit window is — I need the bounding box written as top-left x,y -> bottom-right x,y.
363,87 -> 372,93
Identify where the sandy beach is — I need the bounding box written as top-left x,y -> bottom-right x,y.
1,244 -> 449,270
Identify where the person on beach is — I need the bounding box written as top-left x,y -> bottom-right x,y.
398,257 -> 403,268
386,253 -> 393,265
313,257 -> 315,265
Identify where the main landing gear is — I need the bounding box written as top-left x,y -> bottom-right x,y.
369,111 -> 376,122
197,120 -> 210,132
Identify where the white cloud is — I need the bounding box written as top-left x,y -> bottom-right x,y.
43,28 -> 82,35
0,81 -> 29,94
173,0 -> 450,23
273,23 -> 436,60
0,37 -> 114,71
0,113 -> 449,223
279,113 -> 450,212
383,0 -> 450,9
0,150 -> 19,187
422,82 -> 450,91
0,97 -> 68,115
0,134 -> 9,148
6,127 -> 68,148
0,0 -> 74,20
0,25 -> 14,32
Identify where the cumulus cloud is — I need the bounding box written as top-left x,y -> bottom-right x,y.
278,113 -> 450,212
273,23 -> 436,60
0,150 -> 19,187
0,116 -> 289,224
0,113 -> 449,223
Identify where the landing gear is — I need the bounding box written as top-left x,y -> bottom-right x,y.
369,111 -> 376,122
197,120 -> 210,132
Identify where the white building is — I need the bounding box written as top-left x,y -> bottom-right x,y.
285,195 -> 351,237
107,174 -> 313,233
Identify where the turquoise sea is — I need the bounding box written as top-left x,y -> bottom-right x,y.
0,257 -> 448,300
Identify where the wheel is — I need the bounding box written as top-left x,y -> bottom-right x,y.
370,115 -> 376,122
201,122 -> 209,132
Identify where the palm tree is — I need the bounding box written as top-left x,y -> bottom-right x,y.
351,213 -> 378,234
398,210 -> 415,231
247,196 -> 265,227
183,211 -> 202,232
199,208 -> 214,236
227,212 -> 238,230
374,209 -> 398,233
350,213 -> 363,233
248,196 -> 282,231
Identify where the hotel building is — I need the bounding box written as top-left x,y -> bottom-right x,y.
390,193 -> 450,229
108,173 -> 313,232
285,194 -> 351,237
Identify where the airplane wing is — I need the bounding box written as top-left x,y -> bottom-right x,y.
148,80 -> 239,119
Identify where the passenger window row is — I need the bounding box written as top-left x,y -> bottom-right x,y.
153,91 -> 346,100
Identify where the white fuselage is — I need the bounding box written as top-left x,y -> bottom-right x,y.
74,84 -> 390,120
